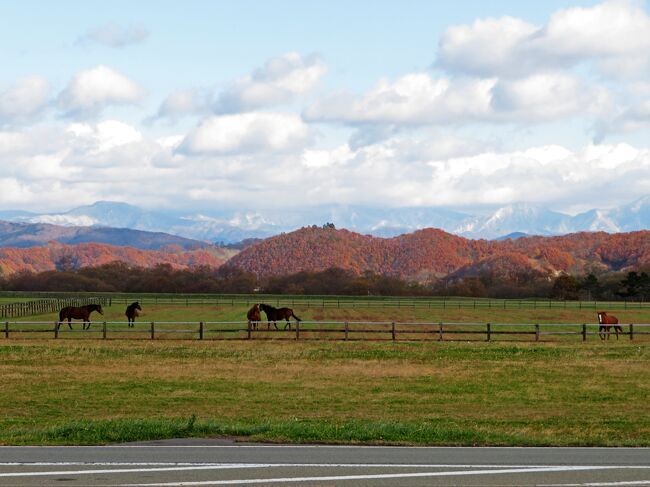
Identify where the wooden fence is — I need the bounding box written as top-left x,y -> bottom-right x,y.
0,297 -> 111,319
0,292 -> 649,310
1,320 -> 648,342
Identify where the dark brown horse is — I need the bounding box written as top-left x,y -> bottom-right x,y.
247,303 -> 261,330
259,303 -> 301,330
58,304 -> 104,330
125,302 -> 142,328
597,311 -> 622,340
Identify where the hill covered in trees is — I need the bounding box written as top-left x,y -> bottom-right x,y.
226,226 -> 650,282
0,226 -> 649,299
0,242 -> 233,275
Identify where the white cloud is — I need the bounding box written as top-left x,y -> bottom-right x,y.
0,118 -> 648,214
67,120 -> 143,153
305,71 -> 607,125
180,112 -> 311,155
77,23 -> 149,48
490,73 -> 612,121
214,52 -> 326,113
57,65 -> 144,117
305,74 -> 494,124
148,88 -> 212,123
0,76 -> 50,124
438,0 -> 650,78
438,16 -> 538,77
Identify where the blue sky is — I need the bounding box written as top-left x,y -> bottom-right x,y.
1,0 -> 649,215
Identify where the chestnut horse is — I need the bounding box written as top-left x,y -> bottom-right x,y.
597,311 -> 622,340
247,304 -> 261,330
259,303 -> 301,330
125,302 -> 142,328
58,304 -> 104,330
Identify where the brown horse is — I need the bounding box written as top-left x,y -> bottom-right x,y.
125,302 -> 142,328
247,304 -> 261,330
58,304 -> 104,330
259,303 -> 301,330
597,311 -> 622,340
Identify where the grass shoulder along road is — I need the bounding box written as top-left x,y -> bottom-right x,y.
1,337 -> 650,446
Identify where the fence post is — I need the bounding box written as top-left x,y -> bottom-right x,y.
391,322 -> 396,341
150,321 -> 155,340
582,323 -> 587,341
535,324 -> 540,342
344,322 -> 348,341
247,320 -> 251,340
53,322 -> 57,339
295,320 -> 300,340
102,321 -> 107,340
438,322 -> 443,341
630,323 -> 634,341
199,321 -> 204,340
486,323 -> 491,342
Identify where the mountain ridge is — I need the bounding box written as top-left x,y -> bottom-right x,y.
1,196 -> 648,243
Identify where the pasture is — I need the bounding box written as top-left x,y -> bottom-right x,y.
1,298 -> 650,446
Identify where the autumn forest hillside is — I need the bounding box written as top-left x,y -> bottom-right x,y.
226,226 -> 650,282
0,226 -> 648,293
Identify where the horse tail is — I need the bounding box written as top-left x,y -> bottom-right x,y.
291,312 -> 301,322
58,308 -> 66,322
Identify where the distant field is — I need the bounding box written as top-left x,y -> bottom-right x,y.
1,301 -> 649,343
1,290 -> 649,311
1,298 -> 649,446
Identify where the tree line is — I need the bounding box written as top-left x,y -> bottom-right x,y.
1,262 -> 648,300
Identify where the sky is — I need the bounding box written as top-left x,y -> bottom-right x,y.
1,0 -> 650,216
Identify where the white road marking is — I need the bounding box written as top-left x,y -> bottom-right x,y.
0,462 -> 611,468
118,466 -> 619,486
2,462 -> 648,483
0,465 -> 271,478
543,481 -> 650,486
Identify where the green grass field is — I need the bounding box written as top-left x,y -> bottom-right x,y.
1,299 -> 650,446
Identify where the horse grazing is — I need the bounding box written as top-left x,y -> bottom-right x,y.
259,303 -> 301,330
597,311 -> 623,340
125,302 -> 142,328
58,304 -> 104,330
247,304 -> 261,330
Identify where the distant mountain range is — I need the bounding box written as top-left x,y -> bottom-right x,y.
0,220 -> 210,250
0,197 -> 647,243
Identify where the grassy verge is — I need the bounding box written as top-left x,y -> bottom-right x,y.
2,340 -> 650,445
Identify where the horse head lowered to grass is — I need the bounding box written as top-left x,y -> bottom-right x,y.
247,303 -> 261,330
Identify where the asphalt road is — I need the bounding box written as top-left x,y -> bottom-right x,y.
1,441 -> 649,486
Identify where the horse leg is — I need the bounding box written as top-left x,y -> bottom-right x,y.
273,321 -> 278,330
599,325 -> 605,340
285,320 -> 291,330
67,318 -> 72,330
